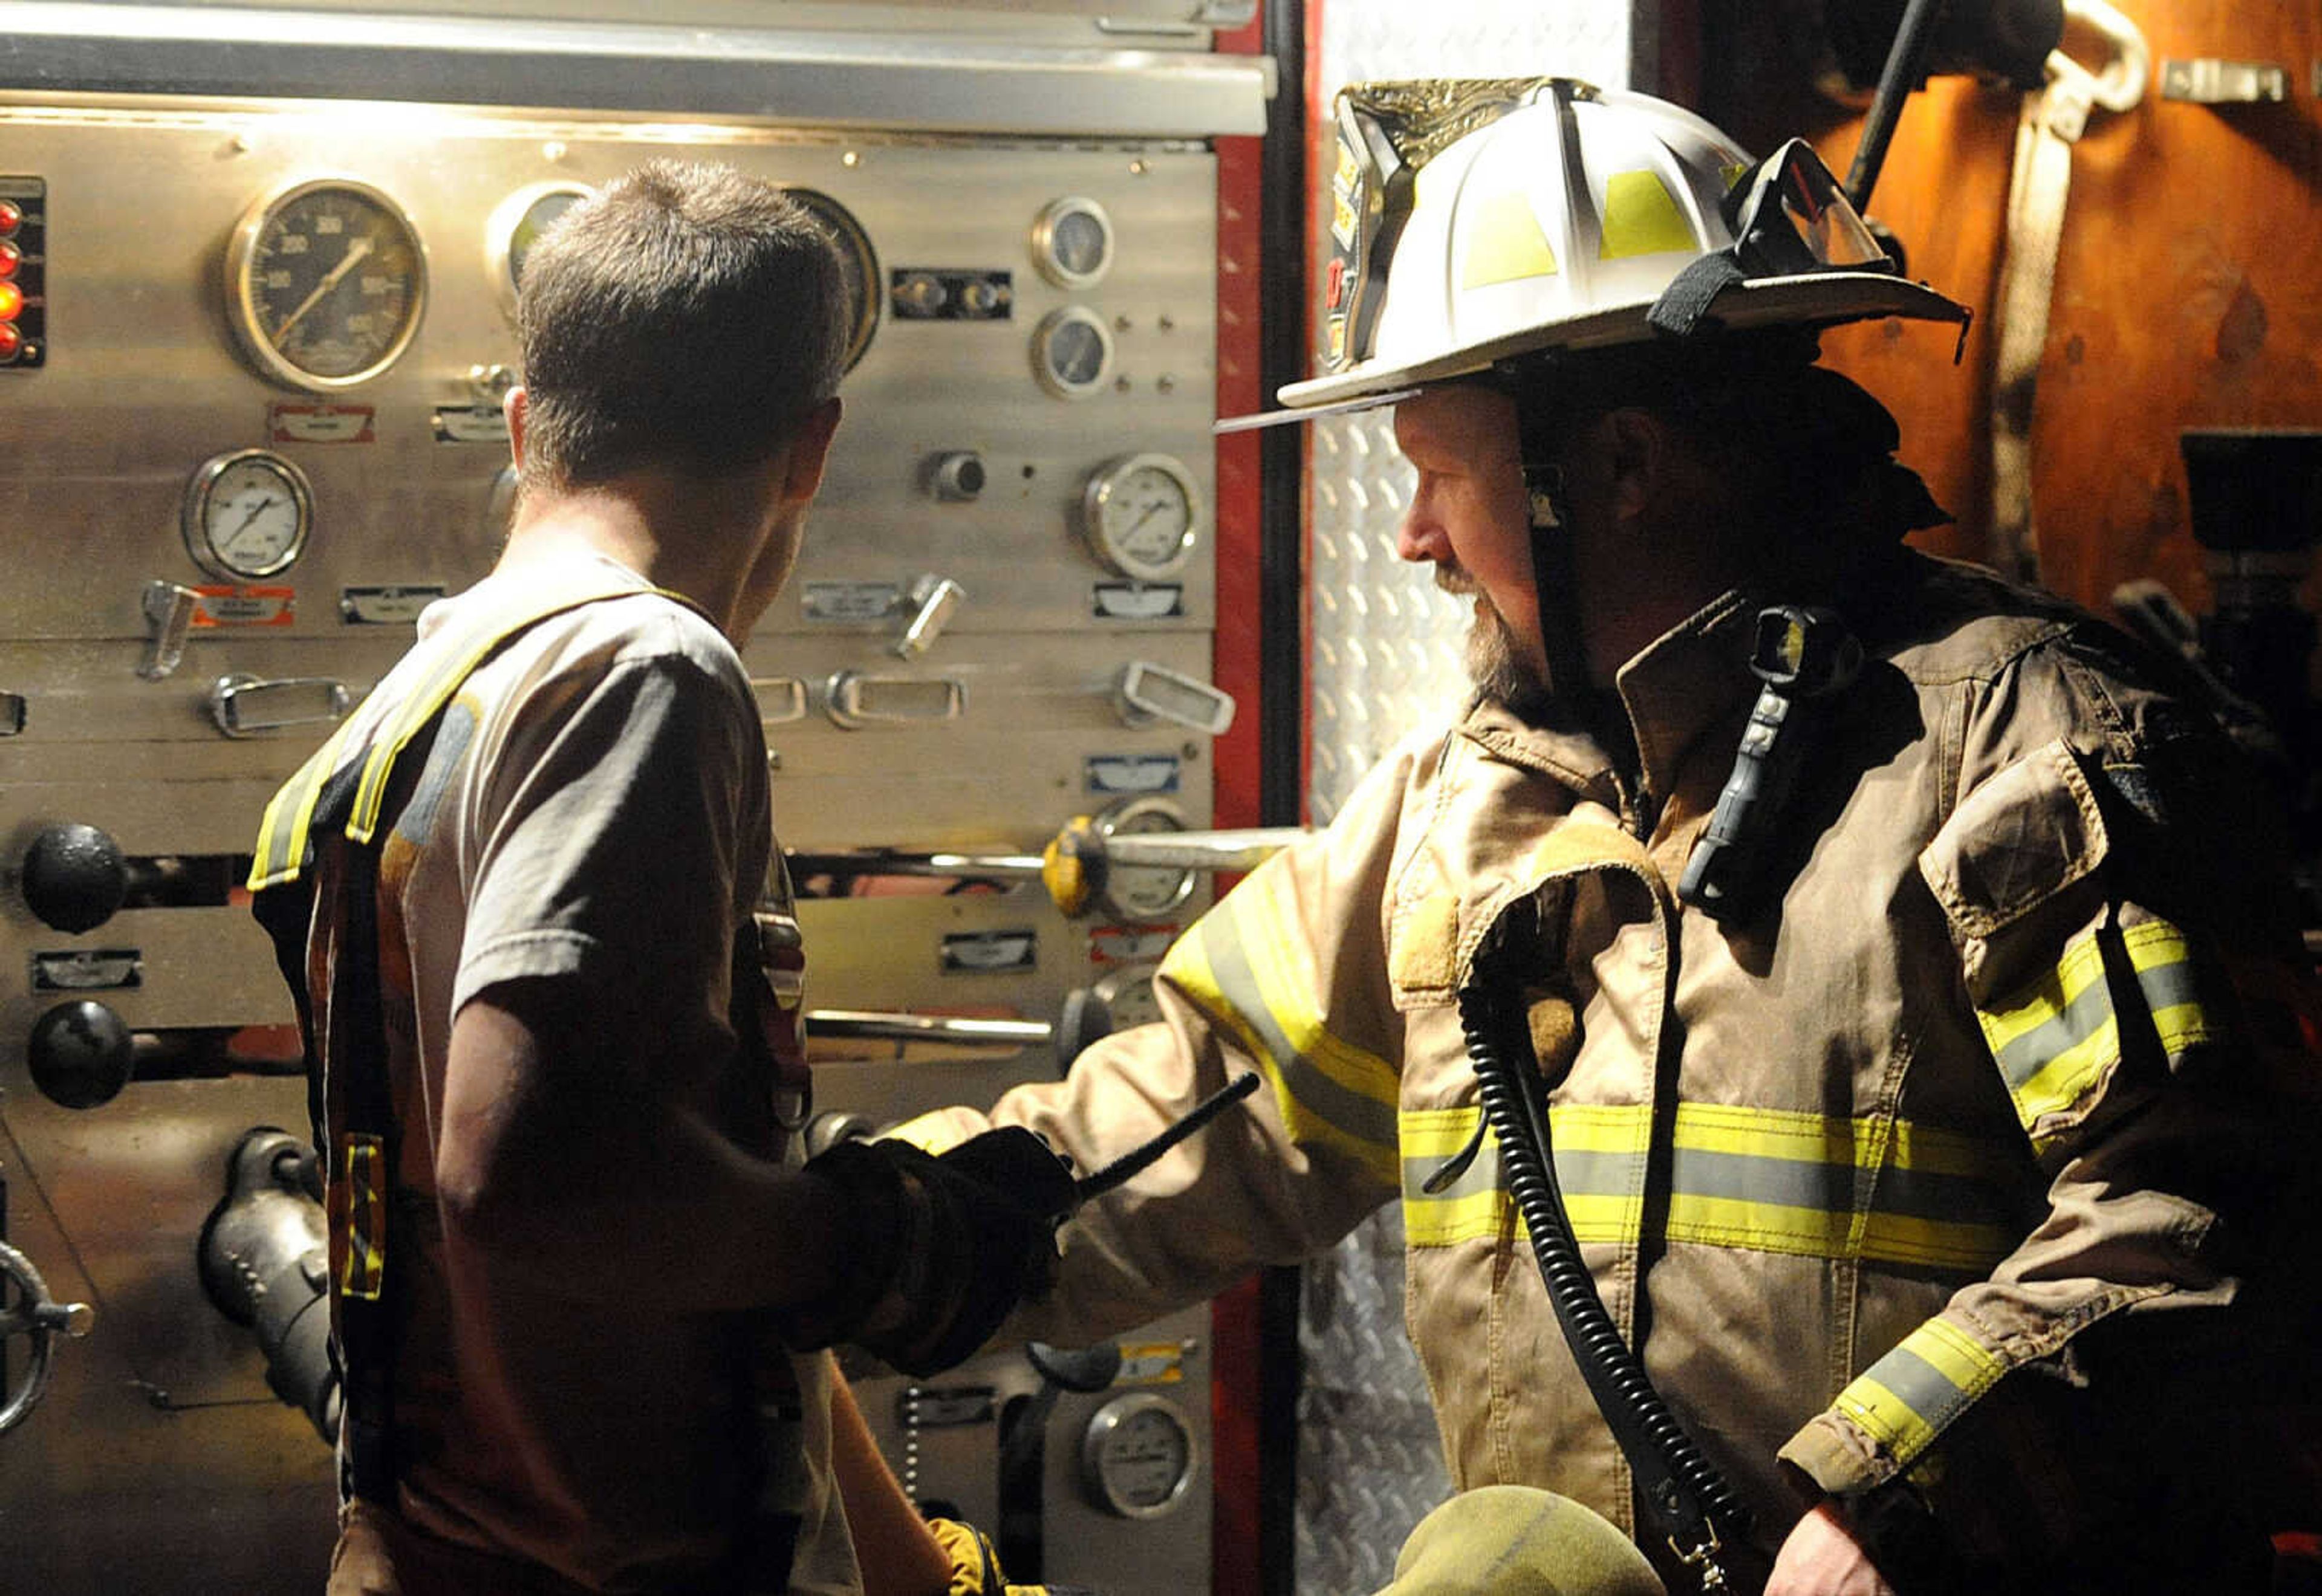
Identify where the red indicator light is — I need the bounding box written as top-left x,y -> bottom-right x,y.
0,242 -> 19,279
0,322 -> 20,361
0,201 -> 19,236
0,282 -> 21,322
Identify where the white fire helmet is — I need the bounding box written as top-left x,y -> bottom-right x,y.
1229,77 -> 1969,428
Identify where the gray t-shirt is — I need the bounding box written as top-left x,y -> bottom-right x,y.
317,553 -> 856,1592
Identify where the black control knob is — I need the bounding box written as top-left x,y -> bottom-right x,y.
28,1000 -> 135,1109
19,823 -> 128,933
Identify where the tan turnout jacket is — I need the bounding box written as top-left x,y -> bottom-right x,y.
903,550 -> 2318,1584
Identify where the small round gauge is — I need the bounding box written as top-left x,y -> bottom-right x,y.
1091,961 -> 1165,1030
1033,196 -> 1115,288
1081,1392 -> 1197,1520
785,189 -> 882,373
1094,797 -> 1195,924
487,181 -> 591,318
1080,453 -> 1203,580
226,177 -> 426,391
1032,307 -> 1114,399
183,449 -> 314,581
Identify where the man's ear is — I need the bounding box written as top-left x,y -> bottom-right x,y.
1602,407 -> 1667,522
504,386 -> 530,472
780,397 -> 844,504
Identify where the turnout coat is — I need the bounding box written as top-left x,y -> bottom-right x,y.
903,548 -> 2319,1589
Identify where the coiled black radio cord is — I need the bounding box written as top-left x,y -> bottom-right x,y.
1457,920 -> 1755,1592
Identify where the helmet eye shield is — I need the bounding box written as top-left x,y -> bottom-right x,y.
1721,139 -> 1893,279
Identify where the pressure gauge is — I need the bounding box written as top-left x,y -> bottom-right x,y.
1032,307 -> 1114,399
1080,1392 -> 1197,1519
1091,961 -> 1164,1031
785,189 -> 882,372
487,181 -> 591,318
1093,797 -> 1195,924
225,177 -> 427,391
1032,196 -> 1114,288
183,449 -> 314,581
1080,453 -> 1202,580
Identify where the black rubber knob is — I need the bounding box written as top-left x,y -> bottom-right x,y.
1053,987 -> 1116,1075
20,823 -> 128,933
28,1000 -> 134,1109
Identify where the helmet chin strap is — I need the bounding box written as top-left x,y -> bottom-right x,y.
1516,412 -> 1644,781
1514,397 -> 1595,708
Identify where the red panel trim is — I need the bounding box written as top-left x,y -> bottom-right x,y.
1209,20 -> 1267,1594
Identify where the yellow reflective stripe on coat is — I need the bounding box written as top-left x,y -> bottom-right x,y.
339,1132 -> 388,1301
1832,1315 -> 2006,1468
1163,881 -> 1400,1186
1977,915 -> 2229,1150
1401,1103 -> 2021,1270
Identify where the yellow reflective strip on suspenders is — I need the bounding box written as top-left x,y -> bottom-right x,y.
248,714 -> 366,892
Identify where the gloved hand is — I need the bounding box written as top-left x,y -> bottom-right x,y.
785,1127 -> 1079,1377
926,1516 -> 1098,1596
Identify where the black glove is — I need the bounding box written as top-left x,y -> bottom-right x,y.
786,1127 -> 1079,1377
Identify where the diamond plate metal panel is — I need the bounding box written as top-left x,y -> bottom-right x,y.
1295,4 -> 1638,1589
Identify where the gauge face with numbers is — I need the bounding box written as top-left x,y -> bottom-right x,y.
1081,453 -> 1202,580
226,177 -> 427,390
183,449 -> 313,580
1081,1393 -> 1195,1519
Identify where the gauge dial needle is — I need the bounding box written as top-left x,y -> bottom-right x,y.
226,496 -> 279,550
272,236 -> 374,343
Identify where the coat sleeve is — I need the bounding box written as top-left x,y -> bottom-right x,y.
886,736 -> 1446,1349
1778,635 -> 2322,1564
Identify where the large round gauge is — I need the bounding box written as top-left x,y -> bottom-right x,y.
1094,797 -> 1195,924
1080,1392 -> 1196,1520
487,181 -> 591,318
1032,307 -> 1114,399
1080,453 -> 1202,580
182,449 -> 314,581
1033,196 -> 1114,288
225,177 -> 426,391
785,189 -> 882,373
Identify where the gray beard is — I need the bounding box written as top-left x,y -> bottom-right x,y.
1448,580 -> 1549,709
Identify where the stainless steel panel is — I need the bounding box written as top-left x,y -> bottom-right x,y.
0,4 -> 1273,134
0,68 -> 1226,1594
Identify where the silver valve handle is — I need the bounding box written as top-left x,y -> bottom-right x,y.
824,669 -> 968,730
1097,826 -> 1310,873
209,673 -> 353,738
1113,660 -> 1235,735
893,574 -> 966,661
805,1010 -> 1053,1046
140,580 -> 200,681
0,1240 -> 95,1436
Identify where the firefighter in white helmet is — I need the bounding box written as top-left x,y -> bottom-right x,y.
890,79 -> 2321,1594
